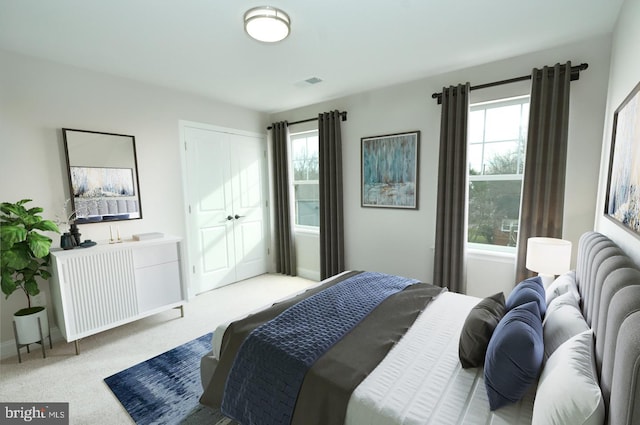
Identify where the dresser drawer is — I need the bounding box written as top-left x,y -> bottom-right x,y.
133,242 -> 179,268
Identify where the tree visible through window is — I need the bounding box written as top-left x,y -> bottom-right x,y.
468,96 -> 529,250
290,130 -> 319,228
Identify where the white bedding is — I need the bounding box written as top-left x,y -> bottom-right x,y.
346,292 -> 535,425
210,280 -> 535,424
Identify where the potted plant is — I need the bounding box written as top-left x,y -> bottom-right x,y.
1,199 -> 60,353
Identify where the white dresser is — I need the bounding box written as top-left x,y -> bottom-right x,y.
49,236 -> 187,353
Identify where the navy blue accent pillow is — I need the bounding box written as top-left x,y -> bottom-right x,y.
484,301 -> 544,411
506,276 -> 546,317
458,292 -> 506,369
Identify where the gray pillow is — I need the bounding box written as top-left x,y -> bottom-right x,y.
543,297 -> 589,359
458,292 -> 506,369
545,290 -> 581,318
545,270 -> 579,305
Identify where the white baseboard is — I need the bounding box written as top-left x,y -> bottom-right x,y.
297,267 -> 321,282
0,326 -> 63,360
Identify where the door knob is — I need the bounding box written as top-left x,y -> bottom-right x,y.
227,215 -> 234,221
234,214 -> 245,220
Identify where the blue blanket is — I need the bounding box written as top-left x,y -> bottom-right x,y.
221,272 -> 420,425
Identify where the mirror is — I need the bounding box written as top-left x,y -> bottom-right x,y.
62,128 -> 142,224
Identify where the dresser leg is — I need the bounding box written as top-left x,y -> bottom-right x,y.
175,305 -> 184,318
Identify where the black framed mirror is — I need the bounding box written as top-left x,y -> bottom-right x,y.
62,128 -> 142,224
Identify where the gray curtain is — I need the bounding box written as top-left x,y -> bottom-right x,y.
318,110 -> 345,280
515,62 -> 572,282
271,121 -> 296,276
434,83 -> 470,293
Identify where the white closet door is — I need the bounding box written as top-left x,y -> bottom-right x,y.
184,125 -> 267,294
230,134 -> 268,281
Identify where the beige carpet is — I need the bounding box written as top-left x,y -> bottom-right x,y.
0,273 -> 315,425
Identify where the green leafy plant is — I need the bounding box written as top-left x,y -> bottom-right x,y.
1,199 -> 60,315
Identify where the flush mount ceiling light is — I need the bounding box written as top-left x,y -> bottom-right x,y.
244,6 -> 290,43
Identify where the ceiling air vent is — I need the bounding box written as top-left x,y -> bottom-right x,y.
304,77 -> 323,85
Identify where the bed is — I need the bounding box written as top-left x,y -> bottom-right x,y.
199,231 -> 640,425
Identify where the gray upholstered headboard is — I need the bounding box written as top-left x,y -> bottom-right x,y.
575,231 -> 640,425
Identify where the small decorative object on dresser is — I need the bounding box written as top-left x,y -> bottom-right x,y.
69,222 -> 81,245
60,232 -> 76,250
0,199 -> 60,362
55,198 -> 81,245
133,232 -> 164,241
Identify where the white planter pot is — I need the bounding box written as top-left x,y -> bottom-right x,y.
13,307 -> 49,345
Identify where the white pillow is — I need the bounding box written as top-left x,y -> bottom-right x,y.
545,270 -> 579,305
532,330 -> 604,425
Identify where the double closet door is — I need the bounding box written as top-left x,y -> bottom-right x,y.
183,125 -> 268,294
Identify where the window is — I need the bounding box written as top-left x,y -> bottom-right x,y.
290,130 -> 319,228
468,96 -> 529,251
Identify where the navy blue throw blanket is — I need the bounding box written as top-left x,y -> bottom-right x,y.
221,272 -> 420,425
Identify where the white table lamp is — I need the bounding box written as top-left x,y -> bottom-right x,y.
526,237 -> 572,288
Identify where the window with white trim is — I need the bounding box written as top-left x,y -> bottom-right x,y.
468,95 -> 529,251
290,130 -> 319,229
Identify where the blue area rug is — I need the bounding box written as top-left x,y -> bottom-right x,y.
104,333 -> 236,425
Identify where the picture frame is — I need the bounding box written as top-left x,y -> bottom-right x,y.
604,81 -> 640,237
70,166 -> 136,198
69,166 -> 140,223
361,131 -> 420,209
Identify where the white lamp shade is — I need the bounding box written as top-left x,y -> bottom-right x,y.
526,237 -> 572,275
244,6 -> 290,43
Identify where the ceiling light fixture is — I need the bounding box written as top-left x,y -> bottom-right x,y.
244,6 -> 290,43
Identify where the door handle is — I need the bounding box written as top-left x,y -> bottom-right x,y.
227,215 -> 234,221
234,214 -> 245,220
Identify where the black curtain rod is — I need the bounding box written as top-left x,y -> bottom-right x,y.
431,63 -> 589,104
267,111 -> 348,130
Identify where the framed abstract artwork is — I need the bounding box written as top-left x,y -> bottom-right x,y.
68,166 -> 140,223
70,166 -> 135,198
605,81 -> 640,237
361,131 -> 420,209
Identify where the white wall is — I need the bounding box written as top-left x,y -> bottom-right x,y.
272,35 -> 612,296
0,49 -> 268,348
595,0 -> 640,267
295,231 -> 321,281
